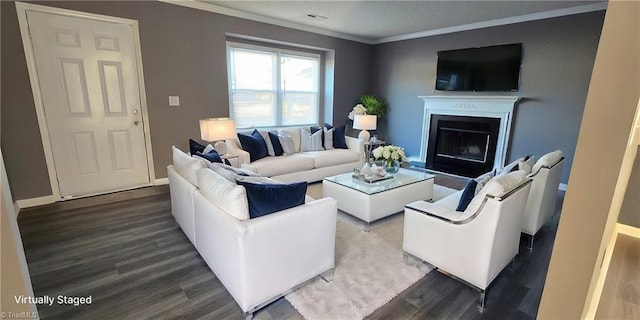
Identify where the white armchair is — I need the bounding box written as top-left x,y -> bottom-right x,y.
193,189 -> 337,319
522,152 -> 565,249
403,171 -> 532,310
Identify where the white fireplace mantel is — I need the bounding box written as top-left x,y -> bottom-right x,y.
416,95 -> 520,173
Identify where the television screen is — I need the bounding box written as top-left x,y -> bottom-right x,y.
435,43 -> 522,92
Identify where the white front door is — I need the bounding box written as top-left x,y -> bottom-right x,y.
26,11 -> 150,197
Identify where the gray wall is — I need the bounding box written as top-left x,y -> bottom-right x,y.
0,1 -> 371,200
618,147 -> 640,227
371,12 -> 605,183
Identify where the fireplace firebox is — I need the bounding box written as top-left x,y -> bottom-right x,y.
426,115 -> 501,177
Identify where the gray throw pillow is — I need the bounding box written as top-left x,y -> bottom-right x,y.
300,127 -> 324,152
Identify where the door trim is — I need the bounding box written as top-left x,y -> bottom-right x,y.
15,2 -> 156,201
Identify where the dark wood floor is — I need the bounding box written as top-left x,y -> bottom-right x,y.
18,173 -> 562,320
595,234 -> 640,319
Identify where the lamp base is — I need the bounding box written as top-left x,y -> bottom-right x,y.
358,130 -> 370,141
214,140 -> 227,155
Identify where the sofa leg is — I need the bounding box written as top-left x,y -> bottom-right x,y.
402,252 -> 421,266
402,252 -> 410,264
364,222 -> 371,233
320,268 -> 335,283
243,311 -> 253,320
477,290 -> 486,312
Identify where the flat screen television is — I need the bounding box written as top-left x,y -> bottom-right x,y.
435,43 -> 522,92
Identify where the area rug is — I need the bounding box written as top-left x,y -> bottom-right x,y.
285,184 -> 457,320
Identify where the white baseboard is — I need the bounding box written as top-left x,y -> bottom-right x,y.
15,195 -> 57,212
617,223 -> 640,238
154,178 -> 169,185
559,183 -> 568,191
14,180 -> 169,213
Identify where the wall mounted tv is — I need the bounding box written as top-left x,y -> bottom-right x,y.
435,43 -> 522,92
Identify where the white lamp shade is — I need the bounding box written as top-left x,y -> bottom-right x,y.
199,118 -> 237,141
353,114 -> 377,130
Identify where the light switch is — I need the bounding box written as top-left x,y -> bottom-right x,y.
169,96 -> 180,107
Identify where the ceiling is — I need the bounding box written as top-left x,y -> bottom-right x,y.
192,0 -> 607,44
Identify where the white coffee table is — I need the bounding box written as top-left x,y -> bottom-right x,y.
323,168 -> 435,230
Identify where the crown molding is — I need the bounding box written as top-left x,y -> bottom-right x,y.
159,1 -> 607,45
157,0 -> 375,44
374,2 -> 608,44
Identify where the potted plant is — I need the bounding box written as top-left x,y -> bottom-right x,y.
359,94 -> 387,118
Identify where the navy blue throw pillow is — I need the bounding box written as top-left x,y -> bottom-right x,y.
236,181 -> 307,218
195,150 -> 223,163
189,139 -> 206,155
237,129 -> 269,162
268,131 -> 284,156
456,180 -> 478,212
333,126 -> 348,149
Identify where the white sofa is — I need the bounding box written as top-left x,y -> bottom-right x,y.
167,147 -> 338,319
403,170 -> 532,310
226,127 -> 364,183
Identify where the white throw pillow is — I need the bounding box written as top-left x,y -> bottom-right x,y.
474,171 -> 494,195
519,161 -> 532,175
324,127 -> 335,150
465,170 -> 527,214
499,157 -> 525,176
203,144 -> 215,154
172,146 -> 206,186
258,130 -> 276,156
206,162 -> 260,183
280,128 -> 301,153
235,175 -> 282,185
300,127 -> 324,152
532,150 -> 563,174
197,168 -> 249,220
278,131 -> 297,155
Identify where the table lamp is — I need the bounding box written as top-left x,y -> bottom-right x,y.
353,114 -> 377,141
199,117 -> 236,155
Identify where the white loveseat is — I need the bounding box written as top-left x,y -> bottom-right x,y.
167,147 -> 338,319
226,127 -> 364,183
403,171 -> 532,310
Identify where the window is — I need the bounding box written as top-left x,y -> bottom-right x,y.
227,42 -> 320,128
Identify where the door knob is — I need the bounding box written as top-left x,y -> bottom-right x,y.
134,120 -> 140,126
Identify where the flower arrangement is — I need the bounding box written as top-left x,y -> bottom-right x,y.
348,104 -> 367,120
372,145 -> 407,167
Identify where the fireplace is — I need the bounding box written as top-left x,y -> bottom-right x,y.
416,96 -> 519,177
426,115 -> 501,177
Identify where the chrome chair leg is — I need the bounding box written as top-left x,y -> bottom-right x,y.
527,234 -> 535,251
477,290 -> 486,312
320,268 -> 335,283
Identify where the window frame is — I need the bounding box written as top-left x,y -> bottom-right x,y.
226,41 -> 321,129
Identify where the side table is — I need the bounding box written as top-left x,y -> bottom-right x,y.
363,140 -> 386,163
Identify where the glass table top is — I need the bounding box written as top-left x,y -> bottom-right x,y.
323,168 -> 435,195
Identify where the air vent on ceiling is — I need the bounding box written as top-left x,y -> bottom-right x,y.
306,14 -> 328,20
